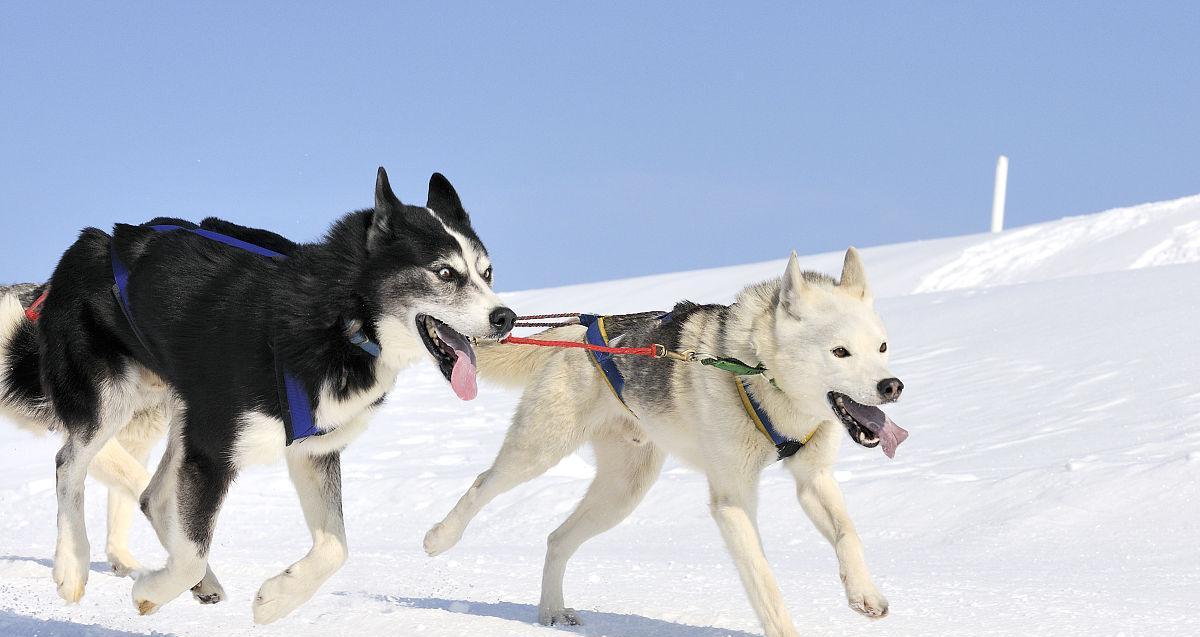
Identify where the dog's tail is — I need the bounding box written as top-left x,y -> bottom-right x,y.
0,286 -> 57,434
476,325 -> 586,389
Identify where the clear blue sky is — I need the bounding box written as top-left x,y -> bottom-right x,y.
2,2 -> 1197,290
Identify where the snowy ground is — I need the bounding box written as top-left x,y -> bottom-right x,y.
2,196 -> 1199,636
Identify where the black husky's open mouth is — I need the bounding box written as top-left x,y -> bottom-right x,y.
416,314 -> 478,401
827,392 -> 910,458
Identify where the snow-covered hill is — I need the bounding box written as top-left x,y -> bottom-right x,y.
2,195 -> 1199,636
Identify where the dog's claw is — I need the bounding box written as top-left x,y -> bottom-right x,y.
136,599 -> 159,615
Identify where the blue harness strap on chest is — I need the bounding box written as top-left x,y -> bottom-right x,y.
579,314 -> 635,415
110,224 -> 378,445
735,378 -> 806,460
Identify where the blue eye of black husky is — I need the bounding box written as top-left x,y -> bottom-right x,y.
436,267 -> 458,282
832,347 -> 851,358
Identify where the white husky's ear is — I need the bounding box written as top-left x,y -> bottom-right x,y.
779,251 -> 816,315
839,247 -> 872,302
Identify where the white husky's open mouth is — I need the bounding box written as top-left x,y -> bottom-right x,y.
416,314 -> 478,401
827,391 -> 909,458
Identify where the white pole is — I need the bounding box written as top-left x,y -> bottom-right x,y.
991,155 -> 1008,233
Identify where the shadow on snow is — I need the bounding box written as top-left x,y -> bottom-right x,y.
0,609 -> 176,637
345,593 -> 758,637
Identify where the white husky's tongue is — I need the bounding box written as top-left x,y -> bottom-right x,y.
435,325 -> 478,401
843,401 -> 910,459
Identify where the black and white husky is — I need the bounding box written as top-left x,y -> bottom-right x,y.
425,249 -> 908,637
0,168 -> 515,623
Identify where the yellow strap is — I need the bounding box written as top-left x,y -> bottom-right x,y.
735,378 -> 773,440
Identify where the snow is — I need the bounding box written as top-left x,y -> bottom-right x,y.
3,195 -> 1200,636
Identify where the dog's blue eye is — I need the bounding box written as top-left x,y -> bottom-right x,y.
832,347 -> 851,358
436,267 -> 457,282
879,342 -> 887,353
482,266 -> 493,282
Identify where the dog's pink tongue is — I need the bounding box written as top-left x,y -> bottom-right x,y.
436,324 -> 479,401
449,348 -> 478,401
843,400 -> 910,459
876,416 -> 909,459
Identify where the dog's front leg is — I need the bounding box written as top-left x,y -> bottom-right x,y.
790,463 -> 888,619
707,479 -> 800,637
252,449 -> 347,624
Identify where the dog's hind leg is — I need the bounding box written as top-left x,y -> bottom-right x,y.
137,419 -> 226,605
132,423 -> 234,616
707,471 -> 799,637
91,438 -> 151,577
538,433 -> 664,626
788,461 -> 888,619
424,390 -> 588,557
252,450 -> 347,624
99,407 -> 168,577
52,397 -> 136,603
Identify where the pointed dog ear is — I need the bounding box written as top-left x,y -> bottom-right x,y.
370,166 -> 401,248
779,251 -> 816,316
427,172 -> 469,223
838,247 -> 872,302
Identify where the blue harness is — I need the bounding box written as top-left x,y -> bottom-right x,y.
579,313 -> 806,460
110,224 -> 380,444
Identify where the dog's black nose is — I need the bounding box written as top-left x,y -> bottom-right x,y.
490,306 -> 516,336
877,378 -> 904,402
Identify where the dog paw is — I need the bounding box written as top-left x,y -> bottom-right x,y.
423,521 -> 463,557
539,607 -> 583,626
191,576 -> 226,605
107,550 -> 141,578
847,585 -> 889,619
253,570 -> 317,624
52,554 -> 88,603
131,576 -> 164,615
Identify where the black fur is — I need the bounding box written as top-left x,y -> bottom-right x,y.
1,318 -> 50,422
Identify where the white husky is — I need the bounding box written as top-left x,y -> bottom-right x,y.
424,248 -> 910,637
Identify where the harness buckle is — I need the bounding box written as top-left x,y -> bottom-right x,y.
654,345 -> 696,362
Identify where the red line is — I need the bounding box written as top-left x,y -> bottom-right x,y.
24,289 -> 49,322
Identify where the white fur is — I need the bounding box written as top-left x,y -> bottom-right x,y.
315,366 -> 398,430
375,315 -> 428,370
253,444 -> 350,624
231,411 -> 289,468
426,248 -> 896,637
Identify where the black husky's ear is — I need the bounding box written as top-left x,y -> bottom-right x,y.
371,166 -> 401,248
427,172 -> 469,223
